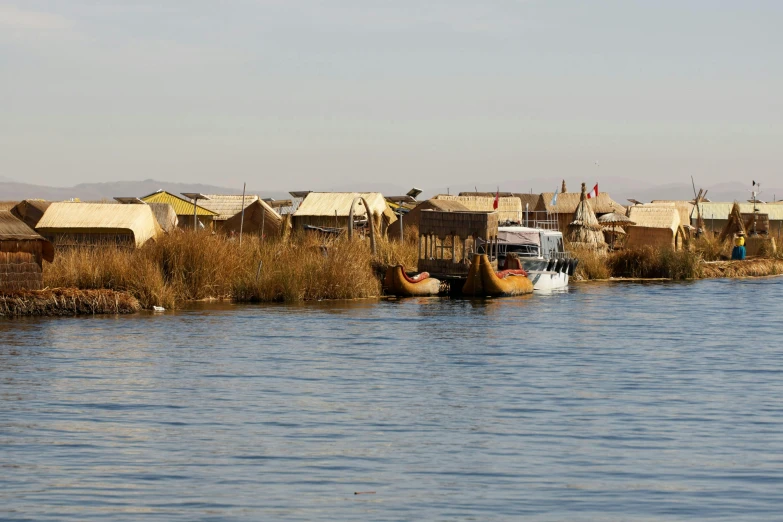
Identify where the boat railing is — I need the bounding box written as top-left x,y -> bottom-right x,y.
547,251 -> 573,260
509,211 -> 560,231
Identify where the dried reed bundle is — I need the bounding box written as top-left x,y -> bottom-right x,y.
701,259 -> 783,278
0,288 -> 140,317
566,184 -> 606,246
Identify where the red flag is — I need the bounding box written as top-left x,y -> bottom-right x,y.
586,183 -> 599,199
493,189 -> 499,210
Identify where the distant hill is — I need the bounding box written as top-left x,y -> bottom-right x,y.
0,179 -> 290,202
1,177 -> 779,206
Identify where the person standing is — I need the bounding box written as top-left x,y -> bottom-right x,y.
732,231 -> 746,260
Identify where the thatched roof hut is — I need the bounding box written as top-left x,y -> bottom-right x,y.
36,202 -> 163,247
11,199 -> 51,230
514,193 -> 545,213
200,194 -> 259,222
566,184 -> 606,247
405,199 -> 470,227
537,190 -> 625,232
458,191 -> 514,197
432,194 -> 522,223
649,200 -> 695,228
626,205 -> 685,251
222,200 -> 284,237
292,192 -> 397,236
0,211 -> 54,291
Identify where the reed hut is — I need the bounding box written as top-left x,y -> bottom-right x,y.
36,202 -> 163,248
649,201 -> 695,230
625,206 -> 685,251
417,210 -> 499,277
432,194 -> 522,223
566,184 -> 607,248
0,211 -> 54,291
537,190 -> 625,232
405,199 -> 470,228
199,194 -> 259,231
222,199 -> 285,237
292,192 -> 397,236
514,193 -> 545,212
458,191 -> 514,197
11,199 -> 51,230
140,190 -> 217,229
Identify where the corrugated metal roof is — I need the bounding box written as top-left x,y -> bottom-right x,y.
36,202 -> 162,247
695,202 -> 783,221
199,194 -> 259,220
141,191 -> 217,216
293,192 -> 397,223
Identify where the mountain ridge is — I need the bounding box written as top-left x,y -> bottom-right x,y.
1,178 -> 779,206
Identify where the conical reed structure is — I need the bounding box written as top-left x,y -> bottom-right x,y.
567,183 -> 606,247
561,179 -> 568,193
719,202 -> 747,242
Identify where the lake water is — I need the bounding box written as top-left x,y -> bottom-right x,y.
2,278 -> 782,521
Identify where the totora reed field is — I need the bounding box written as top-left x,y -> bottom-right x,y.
3,225 -> 782,314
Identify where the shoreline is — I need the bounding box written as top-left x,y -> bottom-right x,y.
4,262 -> 781,318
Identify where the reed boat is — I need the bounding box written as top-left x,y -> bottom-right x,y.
461,254 -> 534,297
384,265 -> 441,297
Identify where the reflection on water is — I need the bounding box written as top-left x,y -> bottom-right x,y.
2,278 -> 783,521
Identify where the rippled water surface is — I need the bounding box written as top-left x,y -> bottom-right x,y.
2,278 -> 783,520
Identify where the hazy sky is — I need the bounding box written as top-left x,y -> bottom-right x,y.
1,0 -> 781,191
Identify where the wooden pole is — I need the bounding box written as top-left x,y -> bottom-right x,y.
261,203 -> 266,242
193,198 -> 197,231
239,182 -> 246,246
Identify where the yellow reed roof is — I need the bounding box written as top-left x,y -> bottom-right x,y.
141,191 -> 217,216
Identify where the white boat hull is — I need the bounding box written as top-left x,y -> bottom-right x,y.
527,270 -> 569,292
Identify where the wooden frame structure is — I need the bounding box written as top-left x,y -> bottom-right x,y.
417,210 -> 498,277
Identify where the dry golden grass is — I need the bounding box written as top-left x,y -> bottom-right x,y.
569,244 -> 703,280
43,231 -> 416,308
40,227 -> 782,307
609,247 -> 702,280
691,235 -> 730,261
569,246 -> 611,280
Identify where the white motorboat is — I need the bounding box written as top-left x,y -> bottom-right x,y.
481,226 -> 576,291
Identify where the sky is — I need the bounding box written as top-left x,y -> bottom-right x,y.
1,0 -> 781,192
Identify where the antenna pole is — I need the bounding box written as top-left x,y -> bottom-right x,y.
239,182 -> 246,246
